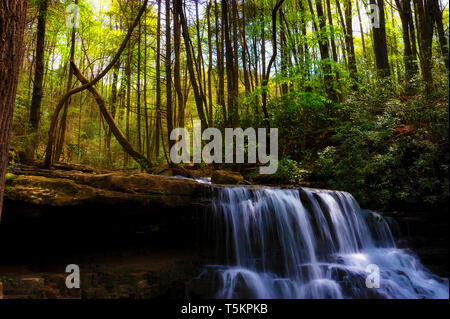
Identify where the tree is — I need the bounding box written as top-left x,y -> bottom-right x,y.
174,2 -> 185,128
216,0 -> 226,120
222,0 -> 234,125
155,0 -> 162,158
207,0 -> 214,123
177,0 -> 208,130
166,0 -> 173,151
55,0 -> 78,162
0,0 -> 28,220
137,18 -> 142,153
343,0 -> 357,84
4,0 -> 449,193
395,0 -> 419,80
44,0 -> 148,168
313,0 -> 337,102
370,0 -> 391,77
29,0 -> 48,152
414,0 -> 434,92
261,0 -> 286,126
430,0 -> 449,71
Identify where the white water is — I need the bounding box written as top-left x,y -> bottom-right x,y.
201,186 -> 449,299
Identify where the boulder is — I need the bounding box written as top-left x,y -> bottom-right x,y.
211,170 -> 244,185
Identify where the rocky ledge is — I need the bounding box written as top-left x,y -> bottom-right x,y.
1,164 -> 215,272
5,163 -> 211,210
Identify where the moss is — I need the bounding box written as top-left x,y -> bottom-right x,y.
5,173 -> 16,185
4,175 -> 85,206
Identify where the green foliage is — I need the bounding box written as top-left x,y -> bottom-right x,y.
270,91 -> 336,161
314,84 -> 449,210
8,0 -> 448,217
273,156 -> 310,185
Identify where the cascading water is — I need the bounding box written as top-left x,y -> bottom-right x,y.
197,186 -> 449,299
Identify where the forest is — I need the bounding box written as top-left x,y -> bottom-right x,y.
0,0 -> 448,212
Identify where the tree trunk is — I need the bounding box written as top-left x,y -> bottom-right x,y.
29,0 -> 48,152
261,0 -> 286,126
155,0 -> 162,158
194,0 -> 207,120
215,0 -> 226,120
370,0 -> 391,77
174,2 -> 185,128
241,1 -> 250,95
430,0 -> 448,70
55,0 -> 78,162
344,0 -> 357,84
207,1 -> 214,125
137,18 -> 142,154
299,0 -> 309,84
166,0 -> 173,152
335,0 -> 347,68
125,42 -> 131,166
222,0 -> 233,125
326,0 -> 338,63
414,0 -> 434,92
231,0 -> 239,126
0,0 -> 28,220
279,10 -> 288,95
177,0 -> 208,130
314,0 -> 337,102
324,0 -> 343,100
395,0 -> 419,79
356,0 -> 367,61
144,8 -> 150,161
106,61 -> 120,165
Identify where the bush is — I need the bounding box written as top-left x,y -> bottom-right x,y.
273,156 -> 311,185
314,85 -> 449,210
270,91 -> 337,161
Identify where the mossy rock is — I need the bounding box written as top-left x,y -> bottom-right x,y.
4,169 -> 210,209
5,175 -> 92,206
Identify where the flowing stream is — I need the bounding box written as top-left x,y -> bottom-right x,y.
197,186 -> 449,299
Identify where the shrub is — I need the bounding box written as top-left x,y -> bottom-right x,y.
314,85 -> 449,210
273,156 -> 311,185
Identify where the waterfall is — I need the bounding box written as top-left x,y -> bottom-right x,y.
198,186 -> 449,299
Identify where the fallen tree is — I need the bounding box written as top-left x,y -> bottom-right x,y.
71,62 -> 151,173
44,0 -> 148,168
